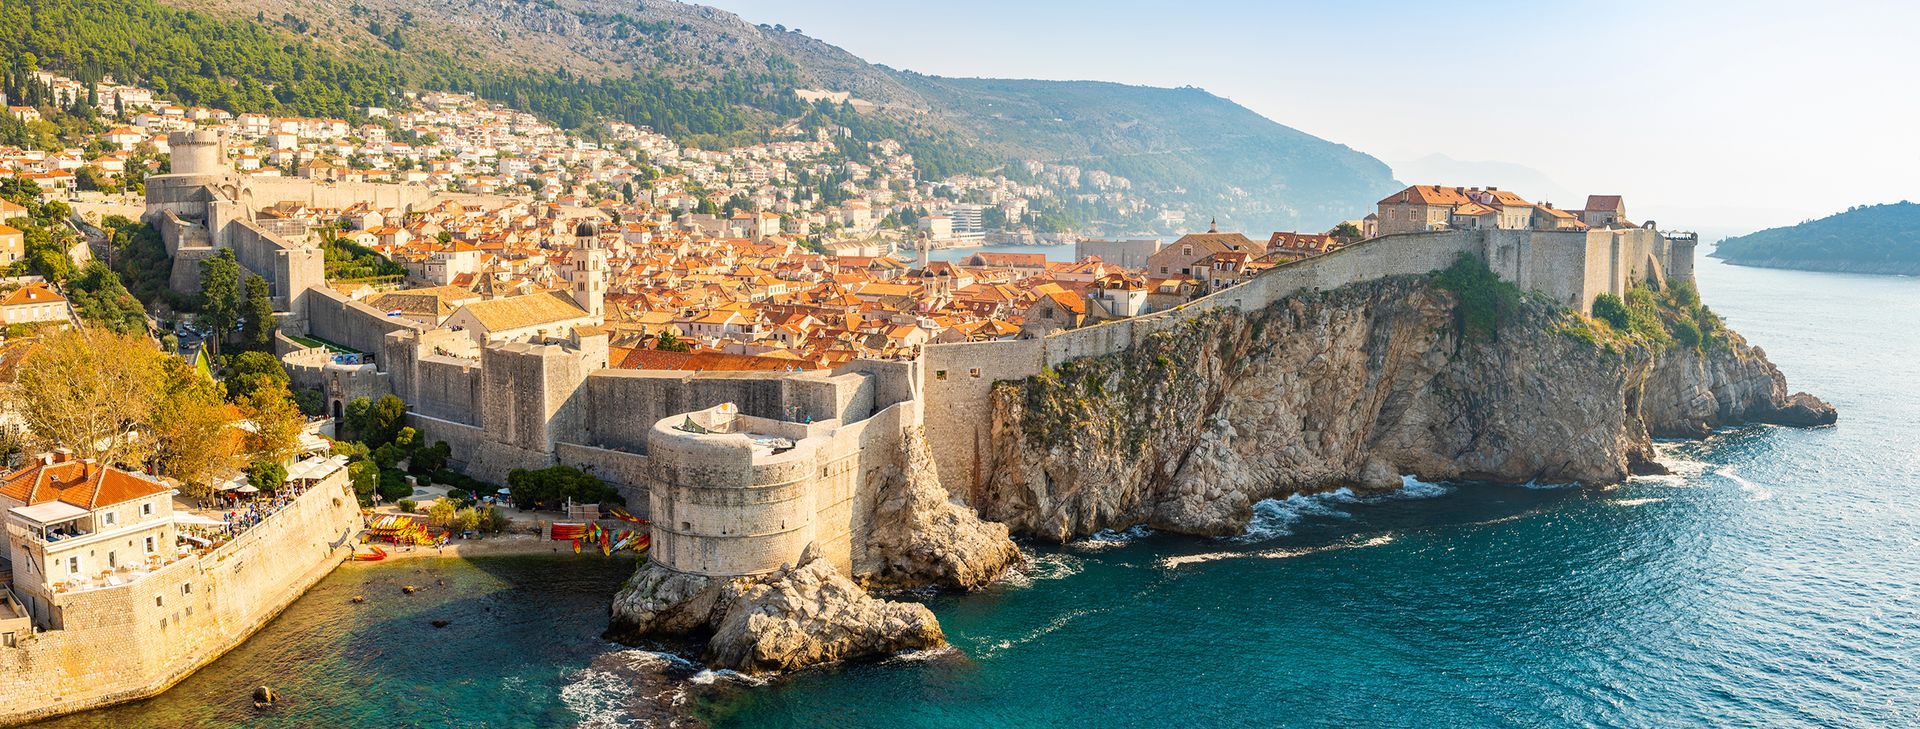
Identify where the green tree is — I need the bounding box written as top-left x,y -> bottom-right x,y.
65,261 -> 147,333
246,461 -> 287,494
241,273 -> 276,349
654,329 -> 690,352
197,249 -> 241,353
224,350 -> 288,402
348,460 -> 380,505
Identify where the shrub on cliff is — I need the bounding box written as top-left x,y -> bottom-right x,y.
1432,253 -> 1523,340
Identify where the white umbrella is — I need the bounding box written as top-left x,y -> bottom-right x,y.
236,485 -> 260,494
497,488 -> 511,495
172,514 -> 226,526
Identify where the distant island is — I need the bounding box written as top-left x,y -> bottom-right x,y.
1713,202 -> 1920,275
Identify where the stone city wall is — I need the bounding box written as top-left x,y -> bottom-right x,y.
644,401 -> 913,579
0,474 -> 360,726
919,227 -> 1679,501
307,286 -> 429,356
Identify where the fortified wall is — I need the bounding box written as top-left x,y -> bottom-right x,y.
918,226 -> 1692,501
645,402 -> 917,578
375,322 -> 918,507
144,131 -> 436,317
0,470 -> 360,725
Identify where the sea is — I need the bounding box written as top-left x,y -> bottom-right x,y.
54,252 -> 1919,727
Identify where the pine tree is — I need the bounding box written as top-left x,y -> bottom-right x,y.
241,273 -> 276,350
196,249 -> 241,354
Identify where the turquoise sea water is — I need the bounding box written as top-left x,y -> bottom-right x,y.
56,253 -> 1919,727
697,254 -> 1920,727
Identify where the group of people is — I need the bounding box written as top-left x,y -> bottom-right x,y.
210,481 -> 316,540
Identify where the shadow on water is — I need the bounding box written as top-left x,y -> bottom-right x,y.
39,554 -> 640,729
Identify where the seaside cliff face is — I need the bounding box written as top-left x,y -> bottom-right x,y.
608,429 -> 1017,673
975,274 -> 1835,542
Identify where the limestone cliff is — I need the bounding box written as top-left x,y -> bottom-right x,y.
977,273 -> 1835,542
859,426 -> 1023,591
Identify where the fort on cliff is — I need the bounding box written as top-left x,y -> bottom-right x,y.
143,133 -> 1695,584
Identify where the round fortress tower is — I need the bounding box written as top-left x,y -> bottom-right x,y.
165,130 -> 225,176
645,405 -> 827,577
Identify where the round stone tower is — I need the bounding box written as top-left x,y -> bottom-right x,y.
166,130 -> 224,176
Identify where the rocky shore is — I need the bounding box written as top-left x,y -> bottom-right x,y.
975,273 -> 1835,541
607,268 -> 1835,677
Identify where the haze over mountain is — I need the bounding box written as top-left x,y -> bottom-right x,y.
137,0 -> 1399,232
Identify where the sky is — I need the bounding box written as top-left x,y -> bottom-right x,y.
699,0 -> 1919,234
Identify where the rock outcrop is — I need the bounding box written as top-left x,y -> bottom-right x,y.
609,548 -> 944,673
706,549 -> 945,672
977,275 -> 1835,541
859,427 -> 1022,590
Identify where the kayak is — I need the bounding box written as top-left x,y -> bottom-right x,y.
351,546 -> 387,562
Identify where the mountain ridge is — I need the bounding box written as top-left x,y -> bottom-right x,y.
59,0 -> 1398,231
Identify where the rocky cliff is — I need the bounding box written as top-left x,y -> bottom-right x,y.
976,271 -> 1835,542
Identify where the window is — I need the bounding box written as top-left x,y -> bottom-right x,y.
155,596 -> 163,607
144,536 -> 156,553
182,582 -> 192,595
141,503 -> 153,517
934,370 -> 947,381
969,368 -> 982,379
103,512 -> 116,526
66,556 -> 79,574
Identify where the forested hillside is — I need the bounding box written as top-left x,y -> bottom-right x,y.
5,0 -> 1399,231
1713,202 -> 1920,276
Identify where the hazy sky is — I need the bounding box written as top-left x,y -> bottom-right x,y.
701,0 -> 1918,233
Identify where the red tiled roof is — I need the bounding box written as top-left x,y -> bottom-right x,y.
0,457 -> 170,510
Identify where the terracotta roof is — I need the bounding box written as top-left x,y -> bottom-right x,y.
1379,185 -> 1474,207
1,284 -> 65,307
0,456 -> 170,510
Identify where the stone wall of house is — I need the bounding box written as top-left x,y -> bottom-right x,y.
0,473 -> 360,725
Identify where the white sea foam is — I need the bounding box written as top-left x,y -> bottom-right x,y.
997,552 -> 1084,589
1610,497 -> 1667,507
1719,466 -> 1774,501
977,608 -> 1100,658
886,645 -> 961,663
1160,533 -> 1397,569
562,650 -> 683,729
689,668 -> 768,687
1070,524 -> 1154,551
1521,479 -> 1579,490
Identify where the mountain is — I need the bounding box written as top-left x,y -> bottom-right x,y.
13,0 -> 1398,231
1712,202 -> 1920,276
898,77 -> 1396,232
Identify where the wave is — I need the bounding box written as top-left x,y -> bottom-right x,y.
1161,533 -> 1396,569
1069,524 -> 1154,551
1230,477 -> 1453,544
1718,465 -> 1774,501
1520,479 -> 1579,490
1610,497 -> 1667,507
561,650 -> 695,729
977,607 -> 1102,659
885,645 -> 961,664
996,552 -> 1084,589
